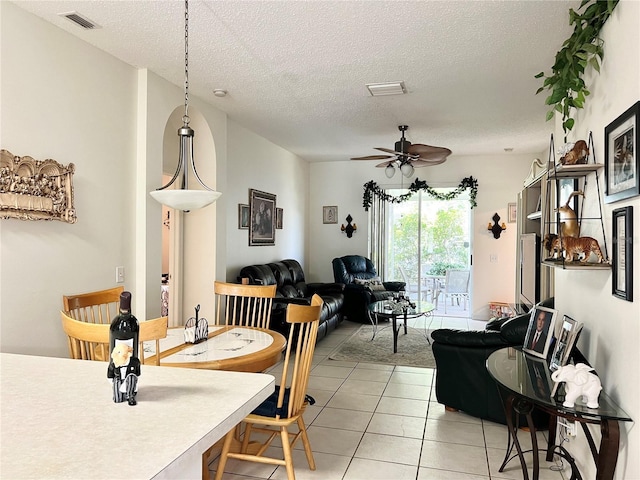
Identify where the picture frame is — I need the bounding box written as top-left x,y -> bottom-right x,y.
249,189 -> 276,246
238,204 -> 249,229
523,305 -> 557,359
507,202 -> 517,223
323,205 -> 338,224
276,207 -> 283,229
612,206 -> 633,301
525,354 -> 553,401
605,101 -> 639,204
549,315 -> 581,372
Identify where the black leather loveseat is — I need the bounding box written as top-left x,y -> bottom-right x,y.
238,259 -> 344,342
332,255 -> 405,323
430,298 -> 554,426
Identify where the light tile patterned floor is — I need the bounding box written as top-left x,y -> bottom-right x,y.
208,317 -> 569,480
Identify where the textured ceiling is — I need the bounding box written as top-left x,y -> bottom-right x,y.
12,0 -> 578,163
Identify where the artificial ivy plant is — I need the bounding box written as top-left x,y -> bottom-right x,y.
535,0 -> 619,141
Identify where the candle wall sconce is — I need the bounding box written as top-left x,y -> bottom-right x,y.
488,213 -> 507,239
341,214 -> 357,238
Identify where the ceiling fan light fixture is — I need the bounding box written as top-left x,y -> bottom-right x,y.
400,162 -> 414,177
385,164 -> 396,178
366,81 -> 406,97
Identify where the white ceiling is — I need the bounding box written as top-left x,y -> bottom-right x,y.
12,0 -> 577,163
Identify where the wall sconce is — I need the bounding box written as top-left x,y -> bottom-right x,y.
341,214 -> 357,238
488,213 -> 507,239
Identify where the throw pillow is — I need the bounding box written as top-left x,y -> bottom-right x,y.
368,276 -> 386,291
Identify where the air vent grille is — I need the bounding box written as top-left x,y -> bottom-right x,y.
59,11 -> 101,30
366,82 -> 406,96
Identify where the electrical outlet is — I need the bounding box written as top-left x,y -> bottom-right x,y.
490,254 -> 498,263
116,266 -> 125,283
558,418 -> 576,436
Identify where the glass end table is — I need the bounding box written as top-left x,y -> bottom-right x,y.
368,300 -> 435,353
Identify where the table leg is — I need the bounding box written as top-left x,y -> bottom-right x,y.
500,394 -> 530,480
403,309 -> 408,335
596,420 -> 620,480
524,408 -> 539,480
392,315 -> 399,353
367,309 -> 379,341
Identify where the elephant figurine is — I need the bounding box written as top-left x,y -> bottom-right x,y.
551,363 -> 602,408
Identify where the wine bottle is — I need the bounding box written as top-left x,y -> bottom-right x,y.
109,291 -> 140,359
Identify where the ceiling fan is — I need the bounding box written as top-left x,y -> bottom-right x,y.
351,125 -> 451,178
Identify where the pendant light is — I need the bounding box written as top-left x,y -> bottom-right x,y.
150,0 -> 221,211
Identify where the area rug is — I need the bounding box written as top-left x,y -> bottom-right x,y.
329,324 -> 436,368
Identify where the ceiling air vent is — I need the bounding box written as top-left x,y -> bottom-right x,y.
366,81 -> 406,96
59,11 -> 101,30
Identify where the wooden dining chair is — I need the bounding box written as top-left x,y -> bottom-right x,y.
139,316 -> 169,366
60,310 -> 110,361
63,286 -> 124,324
213,294 -> 323,480
214,281 -> 277,329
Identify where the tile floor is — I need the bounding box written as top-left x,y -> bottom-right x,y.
208,315 -> 570,480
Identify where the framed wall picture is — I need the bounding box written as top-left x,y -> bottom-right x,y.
523,305 -> 557,359
276,208 -> 283,229
612,206 -> 633,301
238,204 -> 249,229
605,101 -> 639,203
249,189 -> 276,246
323,205 -> 338,224
507,202 -> 517,223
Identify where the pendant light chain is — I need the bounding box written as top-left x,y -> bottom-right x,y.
183,0 -> 190,125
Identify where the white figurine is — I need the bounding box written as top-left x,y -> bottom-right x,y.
551,363 -> 602,408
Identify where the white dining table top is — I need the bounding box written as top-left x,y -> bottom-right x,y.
0,352 -> 274,479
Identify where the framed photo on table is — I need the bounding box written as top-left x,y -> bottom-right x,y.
523,305 -> 557,359
549,315 -> 582,371
612,206 -> 633,301
249,189 -> 276,246
605,101 -> 639,204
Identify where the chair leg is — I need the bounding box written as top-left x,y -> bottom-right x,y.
297,416 -> 316,470
214,428 -> 236,480
280,426 -> 296,480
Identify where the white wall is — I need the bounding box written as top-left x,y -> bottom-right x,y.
0,2 -> 136,357
552,2 -> 639,478
224,120 -> 309,280
309,152 -> 536,318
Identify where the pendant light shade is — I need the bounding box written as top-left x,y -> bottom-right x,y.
384,164 -> 396,178
400,162 -> 414,177
150,0 -> 221,212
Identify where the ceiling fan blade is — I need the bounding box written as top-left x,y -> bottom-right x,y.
350,154 -> 394,161
374,147 -> 420,159
407,143 -> 452,157
411,158 -> 447,167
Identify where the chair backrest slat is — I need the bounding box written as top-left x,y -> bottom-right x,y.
139,316 -> 168,366
63,286 -> 124,325
276,294 -> 322,419
214,281 -> 276,329
60,311 -> 110,361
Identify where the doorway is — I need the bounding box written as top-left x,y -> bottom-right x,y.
385,188 -> 472,311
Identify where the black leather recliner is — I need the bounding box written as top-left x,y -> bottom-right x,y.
332,255 -> 405,323
238,259 -> 344,342
430,298 -> 554,426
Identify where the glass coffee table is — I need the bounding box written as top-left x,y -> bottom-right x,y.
368,300 -> 435,353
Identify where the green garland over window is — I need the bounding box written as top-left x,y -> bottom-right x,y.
363,176 -> 478,211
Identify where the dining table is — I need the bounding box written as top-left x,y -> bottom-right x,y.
142,325 -> 286,373
0,352 -> 275,480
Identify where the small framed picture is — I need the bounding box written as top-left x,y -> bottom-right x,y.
523,305 -> 557,359
276,208 -> 283,229
605,101 -> 639,203
612,206 -> 633,301
323,205 -> 338,224
507,202 -> 517,223
238,204 -> 249,229
549,315 -> 581,371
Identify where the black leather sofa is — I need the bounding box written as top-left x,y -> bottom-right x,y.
332,255 -> 405,323
238,259 -> 344,342
430,298 -> 554,426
